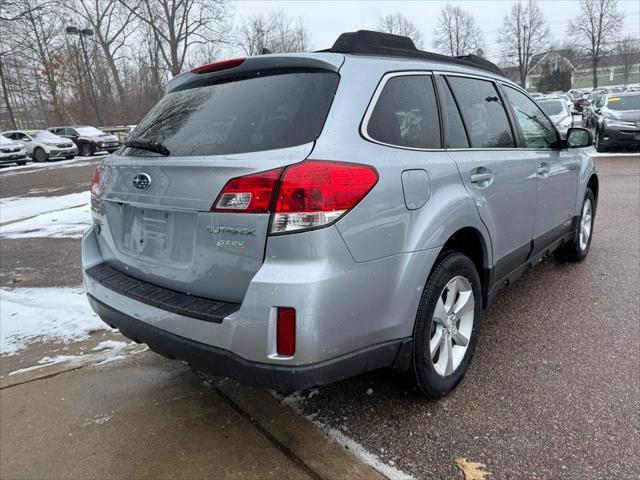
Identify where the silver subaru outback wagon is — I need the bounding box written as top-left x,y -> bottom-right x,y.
82,31 -> 598,398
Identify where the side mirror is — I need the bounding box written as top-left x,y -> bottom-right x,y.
566,127 -> 592,148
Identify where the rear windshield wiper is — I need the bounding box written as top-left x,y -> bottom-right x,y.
124,137 -> 170,156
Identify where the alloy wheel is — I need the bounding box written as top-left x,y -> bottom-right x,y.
579,198 -> 593,251
429,276 -> 475,377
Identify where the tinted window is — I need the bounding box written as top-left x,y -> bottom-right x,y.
447,76 -> 514,148
125,71 -> 339,157
439,78 -> 469,148
606,94 -> 640,111
538,99 -> 567,116
504,86 -> 558,148
367,75 -> 441,149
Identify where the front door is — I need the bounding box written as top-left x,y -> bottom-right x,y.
501,85 -> 578,255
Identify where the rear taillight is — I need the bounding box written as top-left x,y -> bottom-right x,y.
191,57 -> 246,74
213,168 -> 284,213
276,307 -> 296,356
90,167 -> 101,197
212,161 -> 378,234
272,161 -> 378,234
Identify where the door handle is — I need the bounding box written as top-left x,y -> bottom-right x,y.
537,163 -> 550,177
470,173 -> 493,184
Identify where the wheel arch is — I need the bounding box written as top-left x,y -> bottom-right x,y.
587,174 -> 599,205
435,227 -> 491,309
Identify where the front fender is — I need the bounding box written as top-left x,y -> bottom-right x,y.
575,150 -> 597,213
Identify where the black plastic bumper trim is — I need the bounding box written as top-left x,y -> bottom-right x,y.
85,263 -> 239,324
87,294 -> 410,390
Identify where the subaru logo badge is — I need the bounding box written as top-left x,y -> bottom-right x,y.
132,173 -> 151,190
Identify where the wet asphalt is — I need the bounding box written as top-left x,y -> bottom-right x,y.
0,154 -> 638,479
294,155 -> 640,479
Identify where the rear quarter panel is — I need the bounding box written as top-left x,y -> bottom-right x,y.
313,57 -> 492,266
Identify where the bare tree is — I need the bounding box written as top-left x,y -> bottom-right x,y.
237,10 -> 312,56
75,0 -> 137,110
377,13 -> 424,49
616,36 -> 640,85
568,0 -> 624,88
498,0 -> 550,88
432,4 -> 485,56
121,0 -> 229,77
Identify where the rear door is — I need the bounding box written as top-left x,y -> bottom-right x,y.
439,74 -> 538,281
93,60 -> 341,303
501,84 -> 577,254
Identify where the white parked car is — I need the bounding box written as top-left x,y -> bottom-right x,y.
537,98 -> 574,138
1,130 -> 78,162
0,134 -> 28,166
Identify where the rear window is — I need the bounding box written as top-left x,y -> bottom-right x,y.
124,71 -> 339,157
538,100 -> 566,116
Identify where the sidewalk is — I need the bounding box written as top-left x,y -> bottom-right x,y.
0,350 -> 385,480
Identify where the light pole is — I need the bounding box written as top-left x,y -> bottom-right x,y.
66,26 -> 103,125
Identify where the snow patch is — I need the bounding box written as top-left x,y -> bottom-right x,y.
1,204 -> 91,238
0,287 -> 108,356
0,191 -> 89,224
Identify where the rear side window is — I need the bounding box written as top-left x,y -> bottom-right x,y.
439,79 -> 469,148
447,76 -> 515,148
125,71 -> 339,157
366,75 -> 441,149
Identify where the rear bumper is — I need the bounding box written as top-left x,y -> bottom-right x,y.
88,293 -> 411,390
82,223 -> 436,388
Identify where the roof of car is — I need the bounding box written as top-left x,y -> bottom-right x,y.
320,30 -> 505,77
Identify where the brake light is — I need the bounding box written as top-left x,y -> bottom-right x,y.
213,167 -> 284,213
276,307 -> 296,356
90,167 -> 101,197
212,161 -> 378,235
272,161 -> 378,234
191,57 -> 246,74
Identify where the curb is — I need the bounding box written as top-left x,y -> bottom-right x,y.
213,378 -> 388,480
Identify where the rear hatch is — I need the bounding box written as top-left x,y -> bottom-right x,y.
92,55 -> 342,303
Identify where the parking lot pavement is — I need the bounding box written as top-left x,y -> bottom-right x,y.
1,354 -> 313,480
0,154 -> 638,479
287,155 -> 640,479
0,159 -> 384,480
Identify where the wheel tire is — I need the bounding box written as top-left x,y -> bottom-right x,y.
411,252 -> 483,399
556,189 -> 596,263
17,161 -> 26,166
595,130 -> 608,152
33,148 -> 47,162
80,144 -> 93,156
64,155 -> 75,160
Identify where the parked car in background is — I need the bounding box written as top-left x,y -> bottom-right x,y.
529,92 -> 543,99
1,129 -> 77,162
100,126 -> 134,144
48,126 -> 120,156
537,97 -> 574,138
83,30 -> 598,398
0,134 -> 28,166
589,92 -> 640,152
541,93 -> 575,115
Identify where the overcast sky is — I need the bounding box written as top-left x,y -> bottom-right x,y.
231,0 -> 640,61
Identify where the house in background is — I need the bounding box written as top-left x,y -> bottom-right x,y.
501,48 -> 640,91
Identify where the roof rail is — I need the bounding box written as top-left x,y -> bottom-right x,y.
320,30 -> 505,77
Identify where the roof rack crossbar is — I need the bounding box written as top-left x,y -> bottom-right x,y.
321,30 -> 504,77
